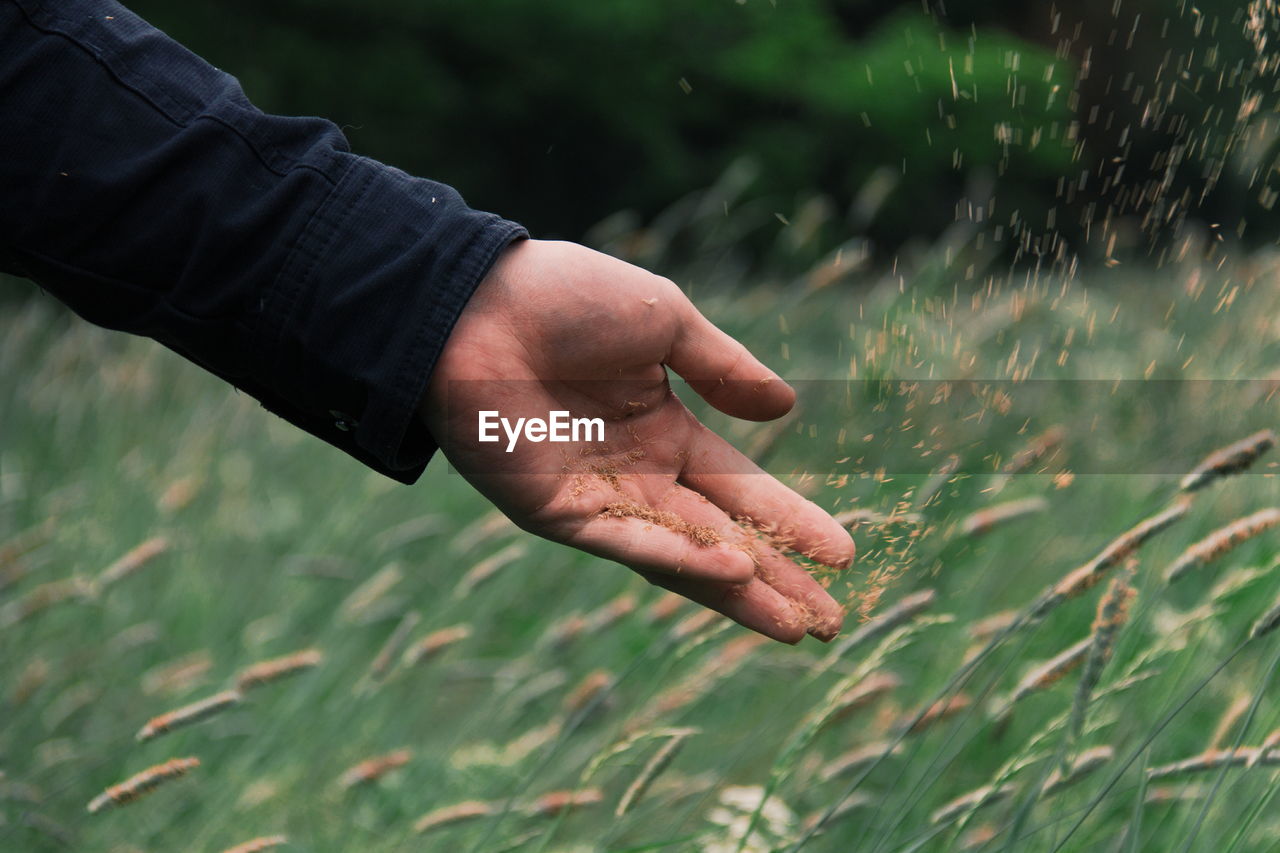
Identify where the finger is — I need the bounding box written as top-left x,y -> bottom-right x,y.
567,513 -> 755,585
752,545 -> 846,642
666,300 -> 796,422
602,482 -> 843,640
680,426 -> 856,569
641,571 -> 808,645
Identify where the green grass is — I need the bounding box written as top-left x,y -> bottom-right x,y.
3,240 -> 1280,852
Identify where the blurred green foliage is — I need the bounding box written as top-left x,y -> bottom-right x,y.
125,0 -> 1072,249
123,0 -> 1280,266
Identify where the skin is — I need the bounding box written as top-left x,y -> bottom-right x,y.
420,239 -> 855,644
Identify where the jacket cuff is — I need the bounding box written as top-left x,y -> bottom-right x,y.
259,154 -> 527,483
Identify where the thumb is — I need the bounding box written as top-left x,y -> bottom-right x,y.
666,300 -> 796,422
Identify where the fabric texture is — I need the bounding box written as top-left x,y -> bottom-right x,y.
0,0 -> 527,482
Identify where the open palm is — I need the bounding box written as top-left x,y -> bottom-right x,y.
422,240 -> 854,643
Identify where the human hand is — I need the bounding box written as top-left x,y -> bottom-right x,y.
421,240 -> 855,643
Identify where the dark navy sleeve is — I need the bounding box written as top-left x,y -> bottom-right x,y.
0,0 -> 527,483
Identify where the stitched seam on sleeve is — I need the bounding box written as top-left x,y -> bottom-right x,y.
9,1 -> 338,180
258,156 -> 371,383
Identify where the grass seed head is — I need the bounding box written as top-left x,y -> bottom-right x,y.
563,669 -> 615,715
1250,593 -> 1280,639
219,836 -> 287,853
1248,729 -> 1280,768
524,787 -> 604,817
453,542 -> 529,597
819,741 -> 903,782
98,536 -> 170,588
142,650 -> 213,696
584,592 -> 637,633
401,624 -> 471,668
1146,747 -> 1280,780
235,649 -> 323,691
1180,429 -> 1276,492
413,800 -> 493,834
1165,508 -> 1280,584
136,690 -> 242,742
960,496 -> 1049,537
930,784 -> 1012,825
0,577 -> 95,627
645,591 -> 686,624
901,692 -> 973,735
367,611 -> 420,681
1052,499 -> 1189,602
1042,746 -> 1115,795
87,757 -> 200,814
339,749 -> 412,789
338,564 -> 403,623
616,731 -> 691,816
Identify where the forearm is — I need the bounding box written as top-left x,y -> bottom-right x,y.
0,0 -> 525,480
